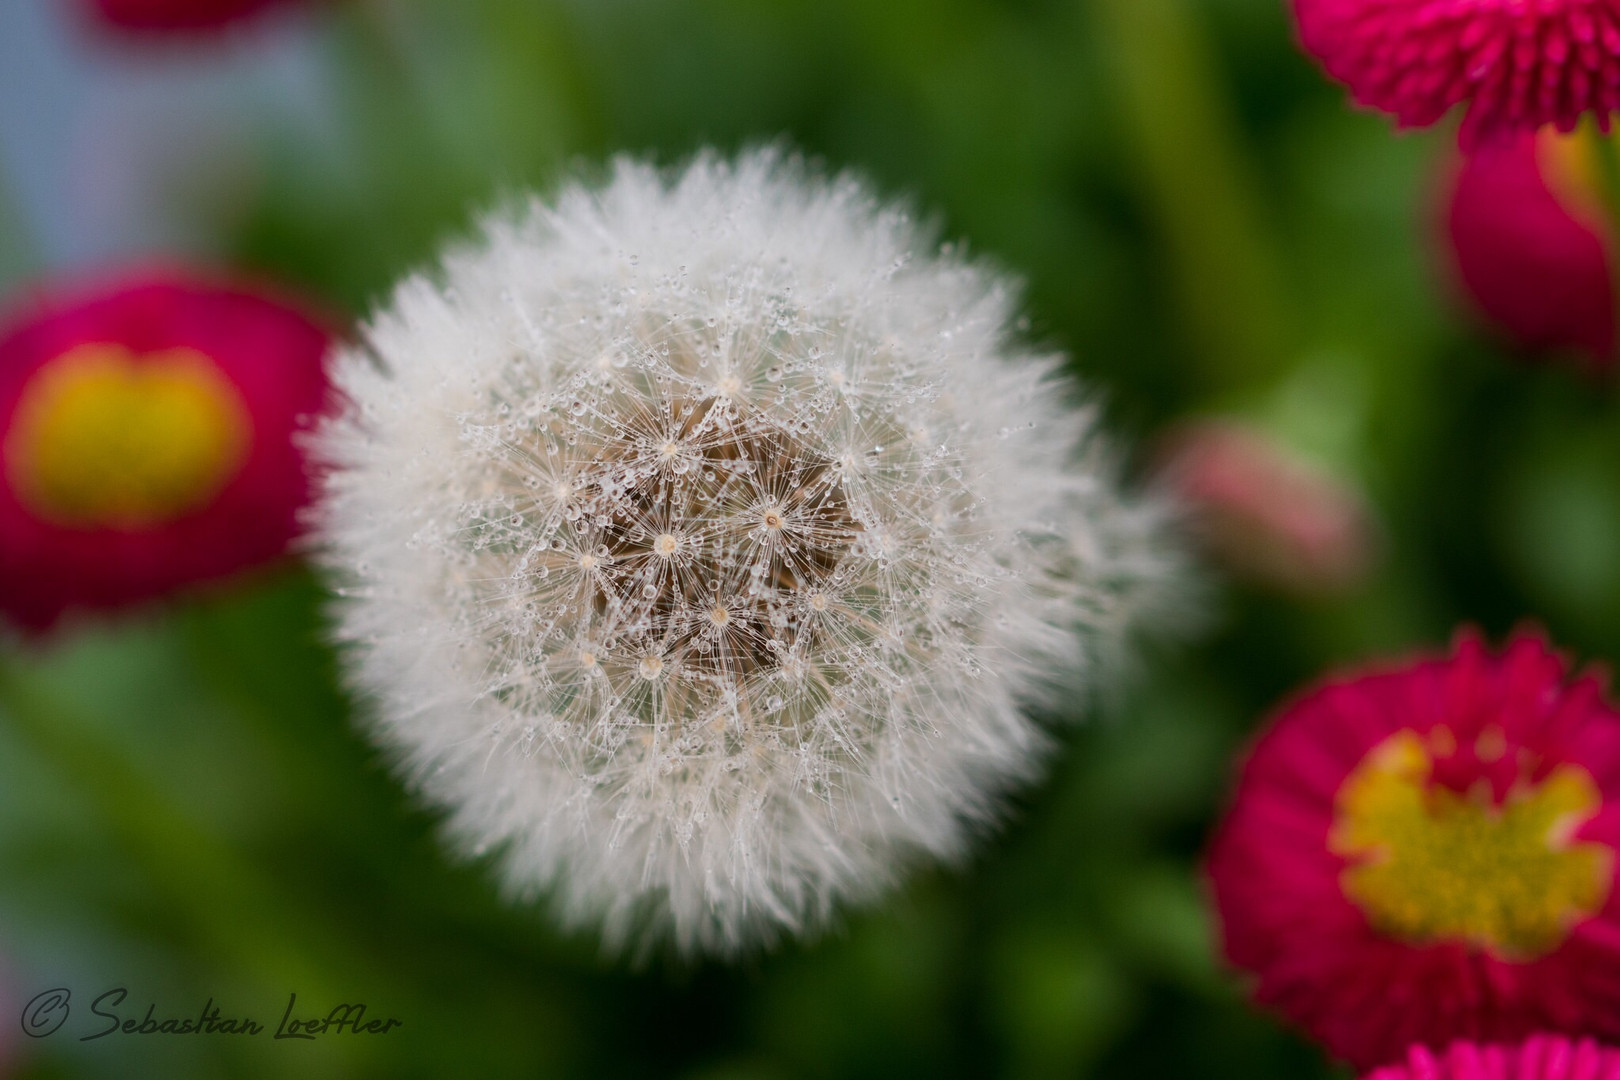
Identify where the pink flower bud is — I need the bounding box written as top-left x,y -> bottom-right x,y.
1445,131 -> 1616,373
1157,419 -> 1377,596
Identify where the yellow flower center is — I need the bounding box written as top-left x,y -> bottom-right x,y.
1330,728 -> 1613,960
4,343 -> 252,530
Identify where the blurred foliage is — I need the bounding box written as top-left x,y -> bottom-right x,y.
3,0 -> 1615,1076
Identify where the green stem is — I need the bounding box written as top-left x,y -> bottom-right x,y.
0,655 -> 366,1019
1091,0 -> 1294,392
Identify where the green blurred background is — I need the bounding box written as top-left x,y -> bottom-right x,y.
3,0 -> 1616,1076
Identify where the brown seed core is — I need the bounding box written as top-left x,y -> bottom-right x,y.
580,396 -> 859,682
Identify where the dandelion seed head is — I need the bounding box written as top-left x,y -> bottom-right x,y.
314,149 -> 1183,957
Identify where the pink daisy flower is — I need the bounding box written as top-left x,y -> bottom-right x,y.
0,270 -> 332,632
83,0 -> 305,33
1290,0 -> 1620,148
1445,131 -> 1616,373
1363,1035 -> 1620,1080
1207,630 -> 1620,1069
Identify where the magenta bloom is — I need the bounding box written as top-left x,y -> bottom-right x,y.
1207,630 -> 1620,1069
1363,1035 -> 1620,1080
84,0 -> 302,33
1446,131 -> 1616,372
0,271 -> 331,631
1291,0 -> 1620,148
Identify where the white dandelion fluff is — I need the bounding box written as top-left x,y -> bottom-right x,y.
313,148 -> 1182,958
